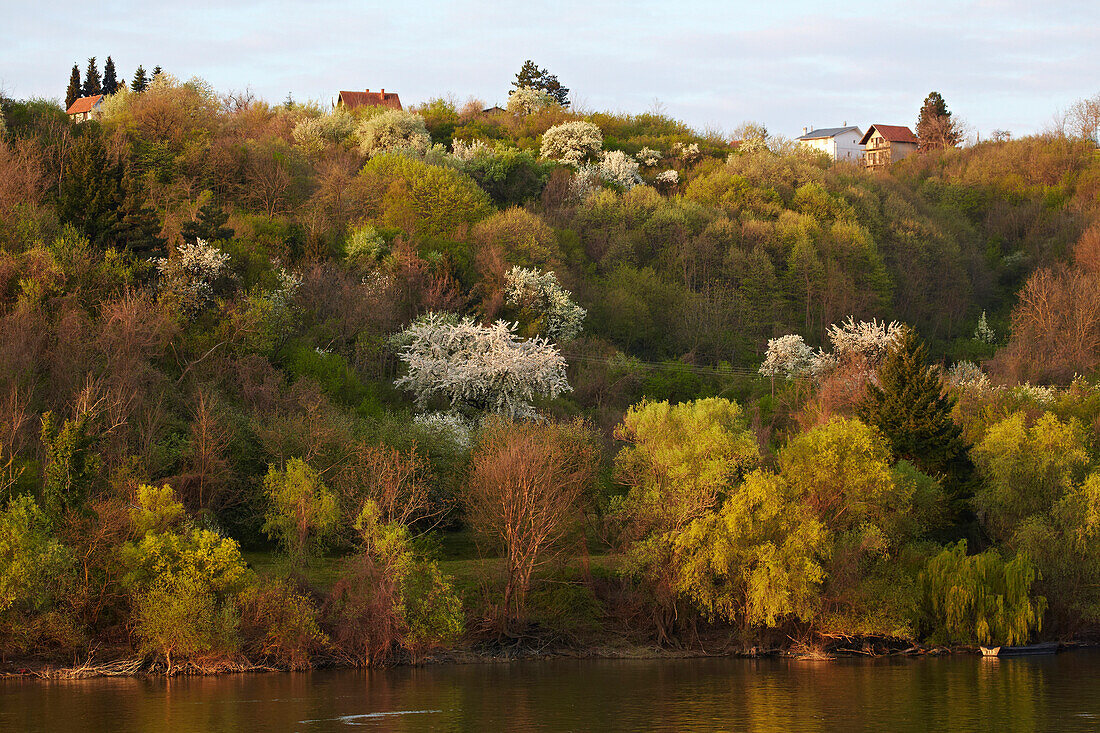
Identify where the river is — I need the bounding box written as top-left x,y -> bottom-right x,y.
3,651 -> 1100,732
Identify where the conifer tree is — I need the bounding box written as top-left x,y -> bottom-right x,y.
131,65 -> 149,93
65,64 -> 82,109
151,65 -> 163,80
181,199 -> 234,245
916,91 -> 961,151
859,327 -> 973,518
511,60 -> 569,107
82,57 -> 102,97
102,56 -> 118,94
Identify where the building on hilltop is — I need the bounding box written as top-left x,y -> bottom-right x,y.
334,89 -> 402,111
66,94 -> 104,122
860,124 -> 919,169
796,126 -> 864,161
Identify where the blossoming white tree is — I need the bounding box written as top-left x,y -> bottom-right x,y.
587,150 -> 641,189
826,316 -> 904,369
357,110 -> 431,157
637,147 -> 662,167
393,313 -> 572,419
451,138 -> 490,162
506,87 -> 559,116
540,121 -> 602,166
155,239 -> 231,312
504,266 -> 587,341
758,334 -> 816,379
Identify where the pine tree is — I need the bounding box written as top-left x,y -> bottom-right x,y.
859,327 -> 974,519
511,60 -> 569,107
181,199 -> 235,245
65,64 -> 82,109
102,56 -> 118,94
131,65 -> 149,93
151,65 -> 163,80
82,57 -> 102,97
916,91 -> 961,151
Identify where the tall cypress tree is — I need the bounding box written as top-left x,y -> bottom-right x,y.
102,56 -> 118,94
82,57 -> 102,97
859,328 -> 974,520
131,65 -> 149,93
65,64 -> 82,109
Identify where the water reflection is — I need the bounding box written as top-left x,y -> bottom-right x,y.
2,652 -> 1099,732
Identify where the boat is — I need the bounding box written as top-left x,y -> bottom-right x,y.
980,642 -> 1059,657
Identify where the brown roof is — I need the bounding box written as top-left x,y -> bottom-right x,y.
66,95 -> 104,115
337,89 -> 402,111
859,124 -> 918,145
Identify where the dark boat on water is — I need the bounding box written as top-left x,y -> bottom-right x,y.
980,642 -> 1059,657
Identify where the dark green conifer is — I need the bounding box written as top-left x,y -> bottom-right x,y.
510,60 -> 569,107
65,64 -> 82,109
151,65 -> 163,80
131,65 -> 149,93
82,57 -> 102,97
181,199 -> 235,245
102,56 -> 118,94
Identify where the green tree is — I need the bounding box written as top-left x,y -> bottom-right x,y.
151,65 -> 163,79
82,57 -> 101,97
65,64 -> 81,109
511,60 -> 569,107
130,65 -> 149,93
40,412 -> 102,521
181,198 -> 234,245
102,56 -> 118,94
262,459 -> 339,570
860,328 -> 972,518
0,496 -> 71,648
916,91 -> 961,151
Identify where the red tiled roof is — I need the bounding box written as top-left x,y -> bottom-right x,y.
337,89 -> 402,111
66,95 -> 103,115
859,124 -> 919,145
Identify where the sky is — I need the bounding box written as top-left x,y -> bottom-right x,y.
3,0 -> 1099,139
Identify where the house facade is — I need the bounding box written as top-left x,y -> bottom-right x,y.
66,95 -> 104,122
334,89 -> 402,111
860,124 -> 919,169
796,126 -> 864,161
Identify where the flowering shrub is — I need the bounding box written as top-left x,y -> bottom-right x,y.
451,138 -> 490,162
637,147 -> 662,167
591,150 -> 641,189
827,317 -> 904,369
413,412 -> 473,451
540,121 -> 602,166
357,110 -> 431,157
393,312 -> 572,419
155,239 -> 231,312
672,142 -> 702,164
506,87 -> 559,116
948,361 -> 991,390
293,108 -> 357,156
654,169 -> 679,187
759,334 -> 816,379
505,266 -> 587,341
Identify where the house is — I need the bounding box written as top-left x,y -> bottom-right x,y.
859,124 -> 919,169
482,105 -> 506,116
796,126 -> 864,161
334,88 -> 402,112
66,94 -> 104,122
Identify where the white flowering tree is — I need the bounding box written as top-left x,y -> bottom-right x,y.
506,87 -> 559,116
357,110 -> 431,157
393,313 -> 572,419
540,121 -> 602,166
588,150 -> 641,189
155,239 -> 231,312
974,311 -> 995,344
451,138 -> 490,162
505,266 -> 587,341
654,169 -> 679,190
827,317 -> 904,369
293,108 -> 357,156
672,141 -> 702,164
758,334 -> 816,379
637,147 -> 662,167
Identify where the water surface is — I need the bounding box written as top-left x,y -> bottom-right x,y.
3,651 -> 1100,732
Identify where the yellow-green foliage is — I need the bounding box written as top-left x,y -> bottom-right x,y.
354,153 -> 492,237
0,495 -> 70,616
918,541 -> 1046,646
674,469 -> 826,627
236,577 -> 328,670
262,459 -> 339,569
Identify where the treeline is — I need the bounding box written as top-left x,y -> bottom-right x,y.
1,72 -> 1100,671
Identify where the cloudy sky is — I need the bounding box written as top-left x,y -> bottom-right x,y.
3,0 -> 1099,138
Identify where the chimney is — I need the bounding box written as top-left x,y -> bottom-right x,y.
365,88 -> 370,93
802,126 -> 808,136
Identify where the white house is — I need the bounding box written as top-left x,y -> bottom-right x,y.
796,126 -> 864,161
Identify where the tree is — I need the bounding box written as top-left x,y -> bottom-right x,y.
916,91 -> 961,151
262,458 -> 339,570
82,57 -> 102,97
131,65 -> 149,93
465,417 -> 596,622
151,65 -> 163,79
180,198 -> 234,245
102,56 -> 118,95
392,313 -> 572,419
859,328 -> 971,517
65,64 -> 81,109
539,121 -> 602,166
504,266 -> 587,341
511,60 -> 569,107
356,109 -> 431,158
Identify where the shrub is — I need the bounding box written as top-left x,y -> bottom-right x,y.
357,110 -> 431,157
236,577 -> 327,669
540,121 -> 602,166
262,459 -> 340,569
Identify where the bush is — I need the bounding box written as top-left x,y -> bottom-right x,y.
237,577 -> 327,669
262,459 -> 339,569
357,110 -> 431,158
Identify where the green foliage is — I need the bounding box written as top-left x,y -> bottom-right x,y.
181,198 -> 234,245
40,412 -> 102,520
512,60 -> 570,107
236,576 -> 327,669
463,147 -> 552,207
65,64 -> 81,110
917,541 -> 1045,645
262,459 -> 339,569
0,496 -> 70,618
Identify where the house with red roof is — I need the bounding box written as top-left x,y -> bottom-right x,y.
334,89 -> 402,112
859,124 -> 919,169
66,94 -> 104,122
